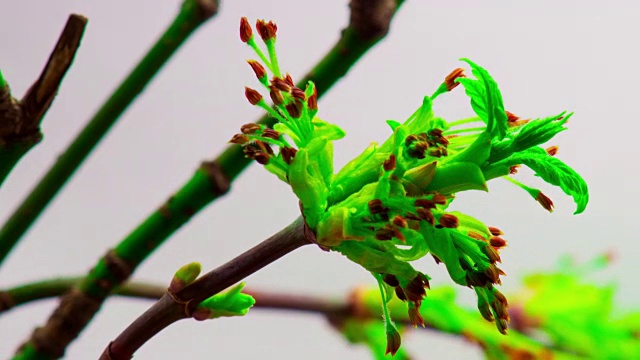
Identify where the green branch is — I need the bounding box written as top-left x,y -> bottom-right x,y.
12,2 -> 406,358
0,0 -> 218,266
0,14 -> 87,187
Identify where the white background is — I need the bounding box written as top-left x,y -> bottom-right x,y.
0,1 -> 638,359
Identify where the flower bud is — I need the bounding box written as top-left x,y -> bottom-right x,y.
385,325 -> 402,356
229,134 -> 249,145
546,145 -> 559,156
261,128 -> 280,140
247,60 -> 266,80
256,19 -> 277,41
382,274 -> 400,287
286,102 -> 302,118
281,146 -> 297,165
245,87 -> 262,105
240,123 -> 261,134
444,68 -> 466,91
383,154 -> 396,172
239,17 -> 252,43
535,191 -> 554,212
439,213 -> 459,228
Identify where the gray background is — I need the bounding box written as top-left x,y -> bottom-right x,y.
0,1 -> 638,359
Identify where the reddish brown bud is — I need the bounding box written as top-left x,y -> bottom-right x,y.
383,154 -> 396,172
247,60 -> 266,80
467,231 -> 486,241
254,152 -> 270,165
395,286 -> 407,301
269,86 -> 284,106
375,228 -> 395,241
490,236 -> 507,248
368,199 -> 386,215
497,318 -> 509,335
256,19 -> 277,41
484,265 -> 502,285
285,102 -> 302,118
429,148 -> 446,158
546,145 -> 559,156
434,136 -> 449,146
405,134 -> 418,146
439,213 -> 459,228
428,129 -> 444,138
483,245 -> 502,264
245,87 -> 262,105
408,305 -> 425,328
255,140 -> 274,155
432,194 -> 447,205
290,87 -> 305,101
392,215 -> 408,228
261,128 -> 280,140
307,86 -> 318,111
493,290 -> 509,308
241,123 -> 261,134
414,198 -> 436,209
509,165 -> 521,174
478,302 -> 494,322
488,226 -> 503,236
240,17 -> 252,43
431,254 -> 442,264
404,212 -> 421,221
385,326 -> 402,356
383,274 -> 400,287
416,208 -> 435,226
444,68 -> 466,91
505,110 -> 520,123
536,191 -> 554,212
271,77 -> 291,92
285,73 -> 294,86
229,134 -> 249,145
281,147 -> 297,165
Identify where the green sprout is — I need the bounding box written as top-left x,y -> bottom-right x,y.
232,17 -> 588,353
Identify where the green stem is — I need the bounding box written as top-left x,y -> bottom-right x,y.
0,0 -> 218,266
12,2 -> 406,359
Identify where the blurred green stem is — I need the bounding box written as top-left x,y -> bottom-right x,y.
0,0 -> 218,266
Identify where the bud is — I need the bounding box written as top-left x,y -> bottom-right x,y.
247,60 -> 266,80
385,325 -> 402,356
395,286 -> 407,301
307,86 -> 318,111
404,212 -> 421,221
431,254 -> 442,264
392,215 -> 408,228
490,236 -> 507,248
269,86 -> 284,105
256,19 -> 277,41
439,213 -> 459,228
432,194 -> 447,205
483,245 -> 502,264
285,73 -> 294,86
383,154 -> 396,172
229,133 -> 249,145
428,129 -> 443,138
444,68 -> 466,91
414,198 -> 436,209
245,87 -> 263,105
375,228 -> 395,241
546,145 -> 559,156
484,265 -> 502,285
368,199 -> 386,215
255,140 -> 274,155
467,231 -> 486,241
261,128 -> 280,140
408,303 -> 425,328
281,146 -> 297,165
416,208 -> 435,226
290,87 -> 305,101
239,17 -> 252,43
169,262 -> 201,292
405,134 -> 418,146
285,102 -> 302,118
478,301 -> 494,322
497,318 -> 508,335
535,191 -> 554,212
254,152 -> 270,165
488,226 -> 503,236
271,77 -> 291,92
382,273 -> 400,287
240,123 -> 261,134
505,110 -> 519,123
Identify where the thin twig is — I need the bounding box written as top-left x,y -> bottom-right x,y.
102,217 -> 312,360
0,14 -> 87,186
12,2 -> 406,359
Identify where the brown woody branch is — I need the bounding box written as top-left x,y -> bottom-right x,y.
0,14 -> 86,146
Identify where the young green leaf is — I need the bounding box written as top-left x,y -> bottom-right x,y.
457,58 -> 508,140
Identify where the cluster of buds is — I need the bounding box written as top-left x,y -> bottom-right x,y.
233,18 -> 588,354
405,128 -> 450,159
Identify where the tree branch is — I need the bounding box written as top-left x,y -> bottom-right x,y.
11,2 -> 406,359
0,0 -> 218,266
0,14 -> 87,187
102,217 -> 312,360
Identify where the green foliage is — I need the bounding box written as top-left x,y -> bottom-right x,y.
193,282 -> 255,320
234,20 -> 589,352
